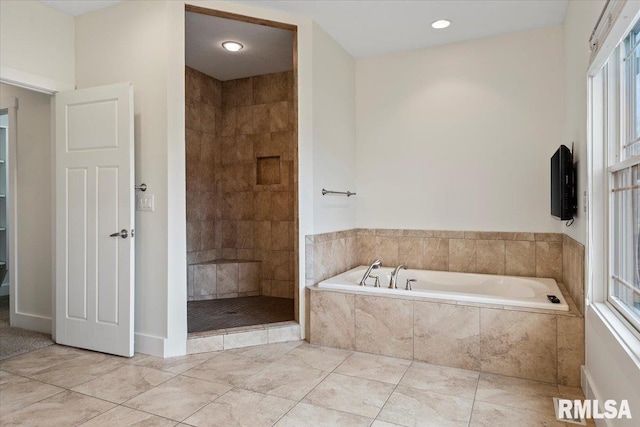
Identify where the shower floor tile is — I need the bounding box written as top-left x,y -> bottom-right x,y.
187,296 -> 295,333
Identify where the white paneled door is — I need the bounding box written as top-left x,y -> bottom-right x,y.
55,83 -> 134,357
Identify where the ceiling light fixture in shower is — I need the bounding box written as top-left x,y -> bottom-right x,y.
431,19 -> 451,29
222,41 -> 244,52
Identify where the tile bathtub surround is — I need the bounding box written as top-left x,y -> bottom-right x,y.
0,342 -> 593,426
307,228 -> 573,286
563,234 -> 586,314
305,229 -> 359,285
354,228 -> 565,282
309,286 -> 585,386
186,67 -> 297,299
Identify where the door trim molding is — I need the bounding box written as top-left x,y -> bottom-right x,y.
0,65 -> 72,95
0,97 -> 20,332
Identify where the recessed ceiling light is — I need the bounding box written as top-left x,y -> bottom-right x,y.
431,19 -> 451,29
222,41 -> 243,52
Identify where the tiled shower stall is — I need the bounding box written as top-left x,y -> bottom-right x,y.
185,66 -> 297,303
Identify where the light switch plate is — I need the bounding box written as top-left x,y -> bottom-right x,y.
137,194 -> 154,212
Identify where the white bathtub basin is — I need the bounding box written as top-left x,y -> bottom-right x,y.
318,266 -> 569,311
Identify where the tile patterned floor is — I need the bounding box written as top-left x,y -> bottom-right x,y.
0,341 -> 594,426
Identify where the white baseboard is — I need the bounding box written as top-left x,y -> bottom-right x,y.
134,333 -> 166,357
582,366 -> 612,427
11,312 -> 51,334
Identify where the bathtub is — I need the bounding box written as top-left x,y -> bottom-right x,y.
318,266 -> 569,311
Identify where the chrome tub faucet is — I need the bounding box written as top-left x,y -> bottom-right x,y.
389,264 -> 408,289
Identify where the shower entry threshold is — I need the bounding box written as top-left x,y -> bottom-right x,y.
186,297 -> 300,354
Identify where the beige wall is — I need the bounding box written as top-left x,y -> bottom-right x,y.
0,0 -> 75,91
312,22 -> 357,234
75,0 -> 180,355
356,26 -> 564,233
562,0 -> 606,246
0,83 -> 53,327
76,0 -> 319,354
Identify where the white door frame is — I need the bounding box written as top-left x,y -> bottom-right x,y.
1,67 -> 72,337
1,81 -> 58,334
0,97 -> 20,329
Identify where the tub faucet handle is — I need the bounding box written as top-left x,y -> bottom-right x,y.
370,275 -> 380,288
406,278 -> 417,291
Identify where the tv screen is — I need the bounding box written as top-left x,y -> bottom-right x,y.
551,145 -> 575,220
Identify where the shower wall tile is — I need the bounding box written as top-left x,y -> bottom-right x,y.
201,75 -> 221,106
217,263 -> 239,295
185,66 -> 223,266
236,106 -> 254,135
201,133 -> 217,163
194,265 -> 217,297
269,101 -> 292,132
239,263 -> 260,293
189,261 -> 260,300
253,104 -> 270,134
271,221 -> 293,251
186,67 -> 201,101
236,221 -> 254,249
200,221 -> 217,251
254,221 -> 272,250
185,129 -> 201,163
194,70 -> 297,299
272,280 -> 293,298
236,135 -> 254,162
272,192 -> 293,221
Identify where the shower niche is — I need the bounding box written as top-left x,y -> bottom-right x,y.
185,10 -> 297,333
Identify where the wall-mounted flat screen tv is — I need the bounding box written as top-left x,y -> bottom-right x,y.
551,145 -> 576,221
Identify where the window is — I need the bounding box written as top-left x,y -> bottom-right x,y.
607,22 -> 640,332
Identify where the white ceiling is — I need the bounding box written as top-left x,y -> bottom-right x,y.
40,0 -> 124,16
185,12 -> 294,81
38,0 -> 568,59
234,0 -> 568,58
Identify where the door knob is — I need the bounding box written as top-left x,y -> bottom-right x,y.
110,229 -> 129,239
